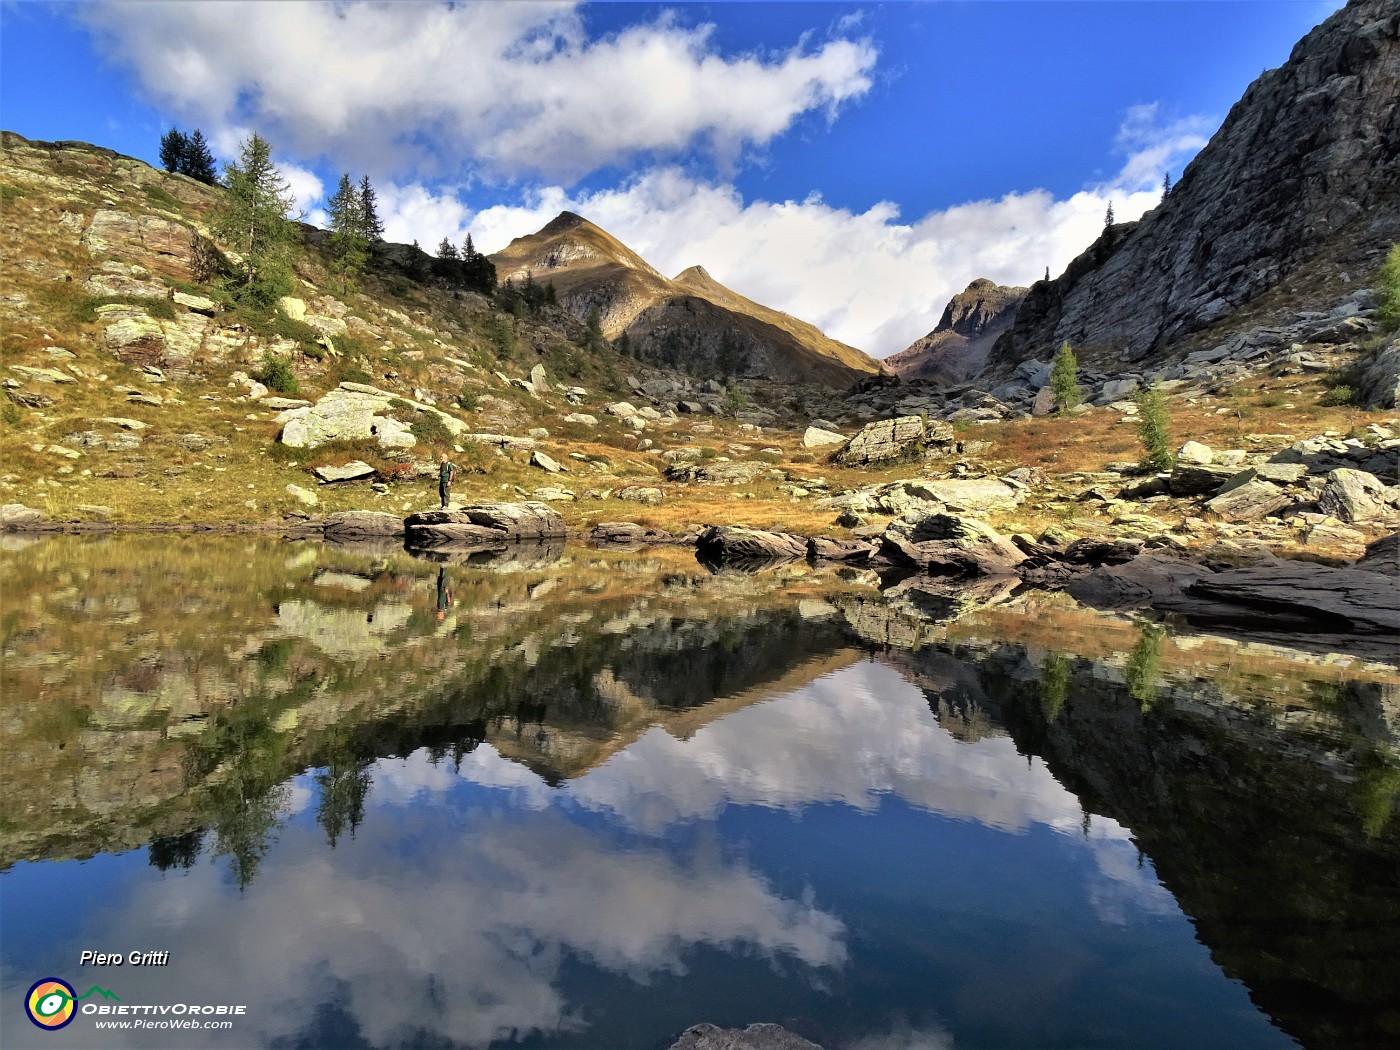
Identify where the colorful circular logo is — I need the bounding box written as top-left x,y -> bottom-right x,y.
25,978 -> 77,1030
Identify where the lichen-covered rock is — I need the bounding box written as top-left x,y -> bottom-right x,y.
81,208 -> 199,280
801,426 -> 845,448
832,415 -> 952,466
278,383 -> 463,450
880,513 -> 1025,577
1204,479 -> 1292,521
617,486 -> 664,505
1318,468 -> 1395,524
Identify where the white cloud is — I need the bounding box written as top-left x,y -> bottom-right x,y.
77,0 -> 876,183
1114,102 -> 1215,189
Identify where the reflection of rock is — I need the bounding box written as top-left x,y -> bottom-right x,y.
276,599 -> 414,658
670,1023 -> 821,1050
407,541 -> 565,571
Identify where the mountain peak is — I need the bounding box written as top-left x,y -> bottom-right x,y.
540,210 -> 589,235
886,280 -> 1027,384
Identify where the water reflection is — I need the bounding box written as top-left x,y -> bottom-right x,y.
2,535 -> 1397,1050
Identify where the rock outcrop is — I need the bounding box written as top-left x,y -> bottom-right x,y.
277,383 -> 465,450
886,278 -> 1027,383
832,416 -> 955,466
404,503 -> 566,546
880,512 -> 1026,577
990,0 -> 1400,370
695,525 -> 808,563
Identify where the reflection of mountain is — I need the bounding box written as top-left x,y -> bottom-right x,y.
837,598 -> 1400,1050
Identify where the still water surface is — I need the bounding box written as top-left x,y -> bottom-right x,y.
2,535 -> 1397,1050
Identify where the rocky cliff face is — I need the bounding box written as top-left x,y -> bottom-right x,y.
885,278 -> 1026,382
989,0 -> 1400,371
490,213 -> 881,386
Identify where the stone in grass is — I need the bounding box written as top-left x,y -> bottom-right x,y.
312,461 -> 376,484
286,484 -> 320,507
531,450 -> 564,474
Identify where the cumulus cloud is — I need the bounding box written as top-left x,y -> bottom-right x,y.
1114,102 -> 1215,189
77,0 -> 876,182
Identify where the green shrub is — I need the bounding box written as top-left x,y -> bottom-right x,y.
410,411 -> 453,446
141,183 -> 183,211
1319,384 -> 1355,407
0,183 -> 26,202
254,355 -> 299,394
1134,383 -> 1173,471
456,389 -> 479,412
1378,243 -> 1400,330
2,402 -> 22,428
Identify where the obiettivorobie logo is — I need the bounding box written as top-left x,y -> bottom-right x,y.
24,979 -> 120,1030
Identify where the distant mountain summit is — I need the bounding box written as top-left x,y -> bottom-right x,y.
885,279 -> 1026,383
490,213 -> 880,386
990,0 -> 1400,371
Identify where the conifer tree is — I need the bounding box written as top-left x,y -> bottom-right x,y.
1162,172 -> 1173,200
214,132 -> 299,306
1105,201 -> 1115,226
326,173 -> 369,294
159,129 -> 188,174
358,175 -> 384,241
1049,340 -> 1082,412
184,130 -> 219,185
436,237 -> 458,260
1134,383 -> 1174,471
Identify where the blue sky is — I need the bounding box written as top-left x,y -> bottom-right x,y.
0,1 -> 1344,355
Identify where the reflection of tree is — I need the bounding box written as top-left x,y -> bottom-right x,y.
1357,757 -> 1400,839
197,715 -> 293,891
316,757 -> 373,848
148,829 -> 204,871
1040,652 -> 1071,721
1125,623 -> 1167,711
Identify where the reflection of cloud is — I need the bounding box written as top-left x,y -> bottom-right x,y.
564,661 -> 1085,835
849,1021 -> 956,1050
34,808 -> 843,1049
374,746 -> 553,809
1081,819 -> 1180,926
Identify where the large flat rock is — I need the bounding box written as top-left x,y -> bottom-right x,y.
405,502 -> 566,545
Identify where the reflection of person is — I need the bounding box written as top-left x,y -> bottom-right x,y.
436,566 -> 454,622
438,451 -> 457,510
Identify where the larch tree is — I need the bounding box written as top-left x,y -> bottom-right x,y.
214,132 -> 299,306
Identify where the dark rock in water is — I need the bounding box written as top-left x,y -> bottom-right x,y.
669,1023 -> 822,1050
880,513 -> 1025,577
1064,552 -> 1212,610
807,536 -> 876,562
1175,563 -> 1400,634
1354,531 -> 1398,575
322,510 -> 405,537
1060,537 -> 1144,566
696,525 -> 807,563
405,502 -> 565,545
590,521 -> 646,543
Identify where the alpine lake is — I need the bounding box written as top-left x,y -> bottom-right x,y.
2,533 -> 1397,1050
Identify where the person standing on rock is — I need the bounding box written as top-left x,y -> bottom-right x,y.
438,451 -> 457,510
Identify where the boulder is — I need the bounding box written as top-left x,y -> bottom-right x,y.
1354,531 -> 1398,575
322,511 -> 405,538
696,526 -> 807,562
911,478 -> 1025,512
880,513 -> 1025,577
1176,440 -> 1215,465
590,522 -> 645,543
605,401 -> 639,418
1204,479 -> 1291,520
1030,386 -> 1055,416
529,364 -> 550,394
530,450 -> 564,474
802,426 -> 846,448
562,413 -> 599,426
1355,338 -> 1400,409
616,486 -> 664,505
807,536 -> 876,562
1180,563 -> 1400,634
285,484 -> 319,507
312,461 -> 376,484
0,504 -> 45,530
1096,378 -> 1140,404
1318,468 -> 1394,524
832,415 -> 953,466
1168,462 -> 1239,497
666,461 -> 773,485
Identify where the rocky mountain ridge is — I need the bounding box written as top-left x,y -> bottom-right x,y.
989,0 -> 1400,373
885,278 -> 1026,383
490,212 -> 881,385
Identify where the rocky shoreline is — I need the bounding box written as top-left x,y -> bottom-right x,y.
6,496 -> 1396,662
